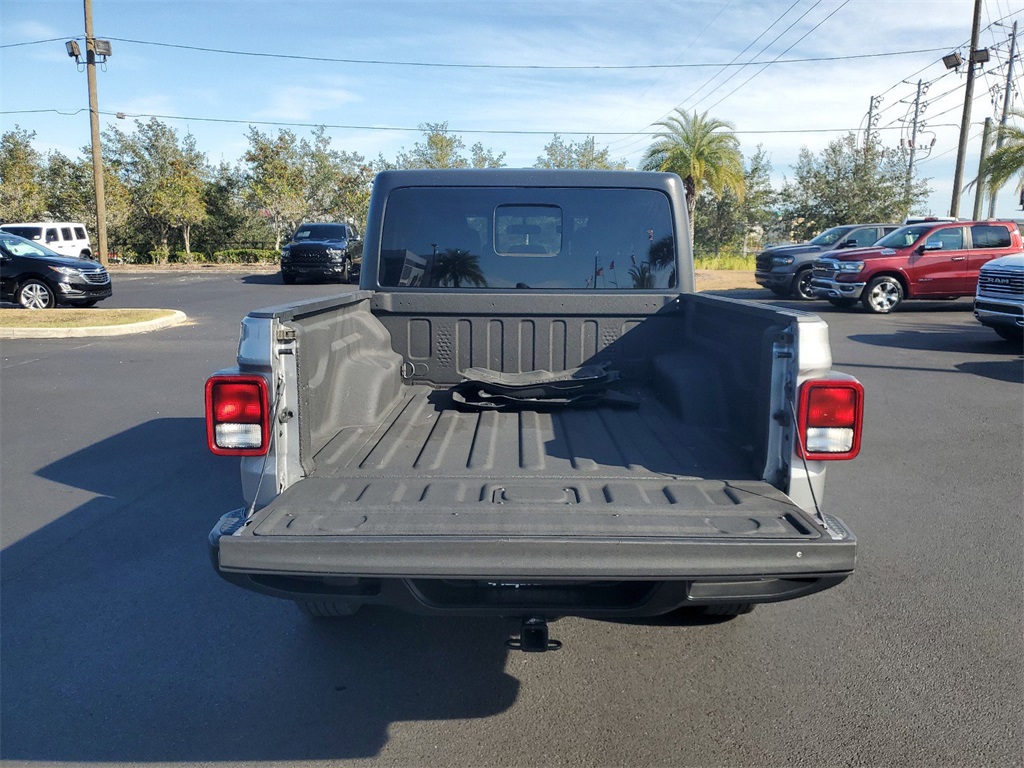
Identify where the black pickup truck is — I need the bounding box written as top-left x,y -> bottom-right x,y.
207,170 -> 863,651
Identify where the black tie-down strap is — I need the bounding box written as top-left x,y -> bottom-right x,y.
451,361 -> 639,411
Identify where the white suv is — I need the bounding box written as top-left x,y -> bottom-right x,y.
0,222 -> 93,259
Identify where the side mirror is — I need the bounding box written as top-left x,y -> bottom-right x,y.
841,239 -> 858,248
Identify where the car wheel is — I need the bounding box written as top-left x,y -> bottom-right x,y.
296,599 -> 362,618
793,269 -> 816,300
994,326 -> 1024,342
827,297 -> 858,308
16,279 -> 57,309
281,272 -> 296,285
862,275 -> 904,313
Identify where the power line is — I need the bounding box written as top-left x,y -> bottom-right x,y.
0,36 -> 74,49
85,35 -> 954,71
706,0 -> 853,112
0,107 -> 957,136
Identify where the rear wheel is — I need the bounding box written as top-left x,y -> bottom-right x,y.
862,275 -> 904,313
16,279 -> 57,309
793,268 -> 816,300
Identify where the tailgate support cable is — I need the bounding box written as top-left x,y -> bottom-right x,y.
790,400 -> 828,531
246,376 -> 285,519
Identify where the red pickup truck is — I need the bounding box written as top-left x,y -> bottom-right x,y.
810,220 -> 1024,313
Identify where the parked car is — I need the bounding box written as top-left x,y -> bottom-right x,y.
974,253 -> 1024,341
280,222 -> 362,284
0,222 -> 94,259
755,224 -> 899,299
0,231 -> 112,308
810,220 -> 1024,313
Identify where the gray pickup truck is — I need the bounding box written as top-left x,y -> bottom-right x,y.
206,170 -> 863,651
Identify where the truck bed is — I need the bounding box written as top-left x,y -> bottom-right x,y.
223,383 -> 849,581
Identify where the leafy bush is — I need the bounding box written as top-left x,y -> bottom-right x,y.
211,249 -> 278,264
693,253 -> 756,271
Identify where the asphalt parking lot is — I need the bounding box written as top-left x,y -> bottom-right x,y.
1,271 -> 1021,767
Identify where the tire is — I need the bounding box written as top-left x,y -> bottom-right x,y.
295,599 -> 361,618
827,297 -> 858,308
862,275 -> 904,314
792,268 -> 816,300
16,279 -> 57,309
281,272 -> 296,285
701,603 -> 755,617
994,325 -> 1024,342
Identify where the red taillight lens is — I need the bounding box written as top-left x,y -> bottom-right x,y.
205,375 -> 270,456
797,379 -> 864,461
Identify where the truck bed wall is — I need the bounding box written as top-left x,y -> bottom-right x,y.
288,291 -> 789,479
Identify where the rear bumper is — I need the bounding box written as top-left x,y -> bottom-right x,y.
209,509 -> 856,615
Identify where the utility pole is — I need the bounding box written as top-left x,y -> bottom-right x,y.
950,0 -> 984,218
987,20 -> 1018,218
865,95 -> 881,156
904,79 -> 925,213
973,118 -> 993,220
84,0 -> 108,266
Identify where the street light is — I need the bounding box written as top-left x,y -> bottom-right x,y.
942,51 -> 963,69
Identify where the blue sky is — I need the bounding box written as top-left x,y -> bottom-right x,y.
2,0 -> 1022,220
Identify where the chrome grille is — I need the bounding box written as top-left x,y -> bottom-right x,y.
978,267 -> 1024,299
81,270 -> 110,285
812,259 -> 838,280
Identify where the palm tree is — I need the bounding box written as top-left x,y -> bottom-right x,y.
979,109 -> 1024,208
432,248 -> 487,288
640,109 -> 745,244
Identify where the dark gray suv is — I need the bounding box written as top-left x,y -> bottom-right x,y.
280,222 -> 362,284
756,224 -> 898,299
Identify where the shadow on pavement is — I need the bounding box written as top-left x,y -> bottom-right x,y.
1,418 -> 519,763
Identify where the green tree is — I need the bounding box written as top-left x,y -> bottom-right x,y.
640,109 -> 745,245
242,127 -> 307,250
387,122 -> 505,170
977,109 -> 1024,207
0,127 -> 46,221
41,151 -> 92,223
535,134 -> 627,170
693,145 -> 778,257
103,118 -> 209,261
779,134 -> 929,241
432,249 -> 487,288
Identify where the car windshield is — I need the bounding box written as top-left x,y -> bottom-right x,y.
379,187 -> 676,290
876,225 -> 932,249
293,224 -> 348,241
809,226 -> 856,247
0,233 -> 62,258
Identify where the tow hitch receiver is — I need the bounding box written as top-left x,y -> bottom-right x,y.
505,616 -> 562,652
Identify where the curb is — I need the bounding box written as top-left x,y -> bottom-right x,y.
0,310 -> 188,339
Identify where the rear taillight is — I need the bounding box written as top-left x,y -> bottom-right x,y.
796,379 -> 864,461
205,375 -> 270,456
